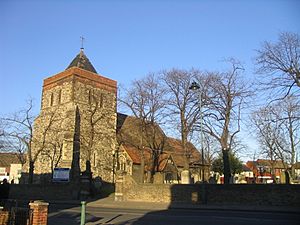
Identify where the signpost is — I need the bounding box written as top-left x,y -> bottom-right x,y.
53,168 -> 70,182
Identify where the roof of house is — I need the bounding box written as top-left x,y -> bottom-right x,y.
117,113 -> 201,169
117,113 -> 166,151
242,164 -> 252,172
66,49 -> 97,73
121,143 -> 178,172
0,153 -> 22,167
246,159 -> 286,169
294,162 -> 300,169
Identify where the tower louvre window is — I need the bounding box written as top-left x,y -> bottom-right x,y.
88,89 -> 92,104
99,93 -> 104,108
58,90 -> 62,104
50,93 -> 54,106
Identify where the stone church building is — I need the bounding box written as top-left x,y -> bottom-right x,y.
29,49 -> 206,184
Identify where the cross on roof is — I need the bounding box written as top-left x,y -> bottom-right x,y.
80,36 -> 85,50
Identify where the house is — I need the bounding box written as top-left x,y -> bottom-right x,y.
293,162 -> 300,180
235,164 -> 254,184
0,152 -> 23,184
246,159 -> 286,184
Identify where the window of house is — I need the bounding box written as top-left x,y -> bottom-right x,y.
120,156 -> 126,171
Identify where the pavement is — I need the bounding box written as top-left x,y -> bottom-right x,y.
48,194 -> 300,214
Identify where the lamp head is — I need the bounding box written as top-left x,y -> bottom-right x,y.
189,81 -> 200,90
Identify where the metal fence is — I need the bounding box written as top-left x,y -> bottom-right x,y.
9,207 -> 33,225
0,199 -> 33,225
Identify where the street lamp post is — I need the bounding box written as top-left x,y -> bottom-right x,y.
189,81 -> 205,183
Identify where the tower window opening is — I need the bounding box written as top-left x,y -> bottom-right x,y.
99,93 -> 104,108
58,90 -> 62,104
88,89 -> 93,104
50,93 -> 54,106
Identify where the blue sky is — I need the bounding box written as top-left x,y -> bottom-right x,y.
1,0 -> 299,159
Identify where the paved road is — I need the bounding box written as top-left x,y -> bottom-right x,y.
48,204 -> 300,225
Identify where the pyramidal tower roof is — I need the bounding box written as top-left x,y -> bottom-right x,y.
66,48 -> 97,73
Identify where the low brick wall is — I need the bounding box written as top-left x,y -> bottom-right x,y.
0,201 -> 49,225
116,174 -> 300,206
9,183 -> 80,201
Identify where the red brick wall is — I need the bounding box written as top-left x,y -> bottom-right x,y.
29,201 -> 49,225
0,211 -> 9,225
43,67 -> 117,94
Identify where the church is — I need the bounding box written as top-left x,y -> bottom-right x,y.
29,48 -> 206,184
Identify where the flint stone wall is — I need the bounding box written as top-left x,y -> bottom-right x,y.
116,173 -> 300,206
9,183 -> 80,200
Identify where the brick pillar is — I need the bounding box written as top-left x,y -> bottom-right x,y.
0,211 -> 9,225
29,200 -> 49,225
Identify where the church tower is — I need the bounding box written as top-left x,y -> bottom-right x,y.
31,49 -> 117,183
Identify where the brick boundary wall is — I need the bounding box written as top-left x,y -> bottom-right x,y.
115,172 -> 300,206
0,201 -> 48,225
29,201 -> 49,225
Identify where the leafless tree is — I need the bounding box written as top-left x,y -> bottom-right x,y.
119,73 -> 167,182
252,96 -> 300,178
1,99 -> 57,183
255,32 -> 300,100
0,121 -> 6,150
80,90 -> 106,170
278,96 -> 300,177
161,69 -> 201,170
251,106 -> 283,180
43,121 -> 64,174
198,60 -> 252,184
271,96 -> 300,177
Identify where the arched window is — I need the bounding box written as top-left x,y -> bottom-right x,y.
119,155 -> 127,171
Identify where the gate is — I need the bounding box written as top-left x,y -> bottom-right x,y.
0,199 -> 33,225
9,207 -> 33,225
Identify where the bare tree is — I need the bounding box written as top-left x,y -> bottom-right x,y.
1,99 -> 57,183
255,32 -> 300,99
251,106 -> 282,180
119,73 -> 167,182
80,90 -> 106,169
0,120 -> 7,150
272,96 -> 300,177
43,122 -> 64,174
199,60 -> 252,184
161,69 -> 201,170
252,96 -> 300,179
279,96 -> 300,178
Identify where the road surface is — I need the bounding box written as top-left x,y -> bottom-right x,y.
48,204 -> 300,225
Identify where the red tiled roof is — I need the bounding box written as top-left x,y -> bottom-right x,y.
117,113 -> 202,170
246,159 -> 286,170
